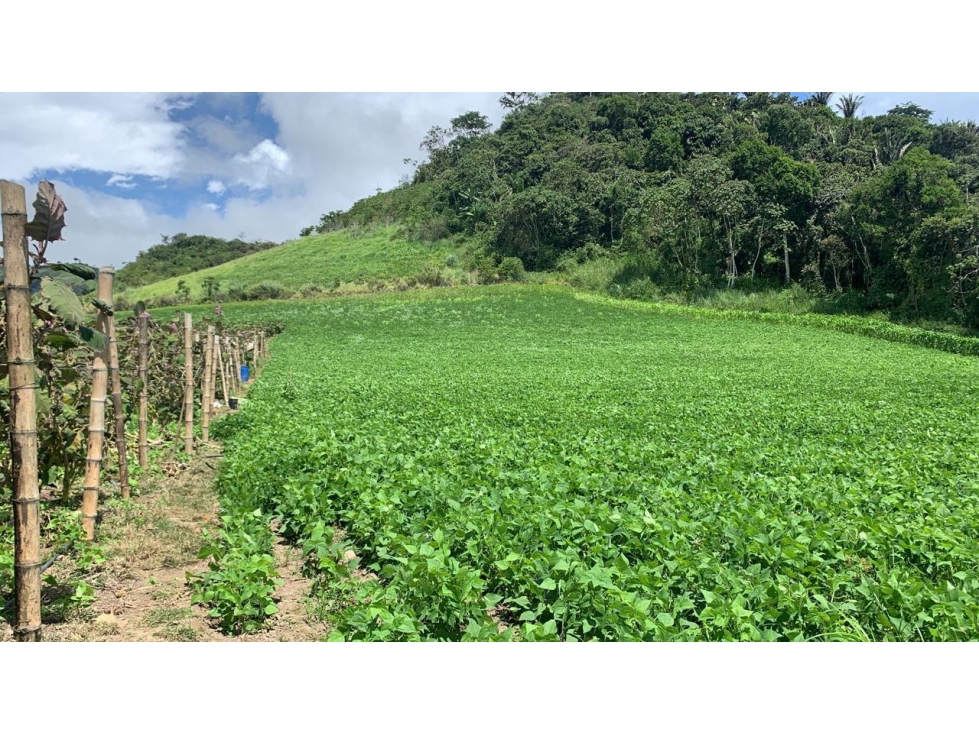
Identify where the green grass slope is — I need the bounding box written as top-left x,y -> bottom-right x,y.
124,226 -> 469,303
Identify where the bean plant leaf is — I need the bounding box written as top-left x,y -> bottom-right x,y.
25,180 -> 68,243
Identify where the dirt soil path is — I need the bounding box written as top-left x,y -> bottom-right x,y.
10,447 -> 327,643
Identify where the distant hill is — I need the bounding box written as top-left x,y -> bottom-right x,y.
116,233 -> 280,290
298,92 -> 979,328
123,226 -> 476,306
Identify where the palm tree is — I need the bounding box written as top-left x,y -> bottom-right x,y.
808,92 -> 833,106
836,93 -> 864,119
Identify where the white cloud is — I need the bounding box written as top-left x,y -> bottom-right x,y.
106,173 -> 137,189
204,202 -> 220,211
207,179 -> 227,195
0,93 -> 188,180
232,139 -> 291,190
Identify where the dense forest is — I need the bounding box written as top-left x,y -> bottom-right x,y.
305,92 -> 979,327
116,233 -> 280,290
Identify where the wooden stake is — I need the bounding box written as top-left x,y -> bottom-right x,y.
253,334 -> 259,371
183,313 -> 194,454
137,312 -> 149,469
216,334 -> 229,405
2,180 -> 41,641
81,357 -> 108,541
232,338 -> 242,392
100,268 -> 129,498
210,332 -> 220,412
201,325 -> 214,442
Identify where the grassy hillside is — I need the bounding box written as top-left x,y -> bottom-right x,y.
123,226 -> 474,304
116,233 -> 280,290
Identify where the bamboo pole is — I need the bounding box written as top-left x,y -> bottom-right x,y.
232,338 -> 242,392
2,180 -> 41,641
137,312 -> 149,469
216,334 -> 229,405
183,313 -> 194,454
227,337 -> 236,393
210,331 -> 219,411
253,333 -> 259,371
201,325 -> 214,442
100,268 -> 129,498
81,357 -> 108,541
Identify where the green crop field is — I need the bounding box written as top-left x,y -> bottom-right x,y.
124,226 -> 467,302
191,285 -> 979,640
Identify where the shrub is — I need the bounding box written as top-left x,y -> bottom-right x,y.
416,265 -> 451,288
497,257 -> 526,283
246,281 -> 290,301
298,284 -> 325,299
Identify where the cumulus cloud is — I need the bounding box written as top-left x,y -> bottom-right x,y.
207,179 -> 227,195
0,93 -> 187,180
232,139 -> 290,190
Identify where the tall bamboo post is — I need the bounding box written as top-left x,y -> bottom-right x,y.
137,312 -> 149,469
225,340 -> 235,397
2,180 -> 41,641
216,334 -> 229,405
210,331 -> 220,410
100,268 -> 129,498
201,325 -> 214,442
232,338 -> 242,392
253,333 -> 259,371
183,313 -> 194,454
81,357 -> 108,541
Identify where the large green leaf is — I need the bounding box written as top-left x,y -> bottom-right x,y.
77,325 -> 107,351
25,180 -> 68,243
36,277 -> 86,326
46,262 -> 98,281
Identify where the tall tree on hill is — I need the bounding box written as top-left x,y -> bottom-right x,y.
836,93 -> 864,119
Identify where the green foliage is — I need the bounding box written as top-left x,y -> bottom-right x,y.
188,511 -> 280,635
205,287 -> 979,641
497,257 -> 526,282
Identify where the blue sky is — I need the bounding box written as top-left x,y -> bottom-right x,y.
2,93 -> 977,268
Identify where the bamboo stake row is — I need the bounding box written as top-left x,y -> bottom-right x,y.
3,176 -> 274,642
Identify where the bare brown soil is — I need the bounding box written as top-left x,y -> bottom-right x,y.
2,442 -> 327,643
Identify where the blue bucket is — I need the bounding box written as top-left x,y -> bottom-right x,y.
240,365 -> 250,383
